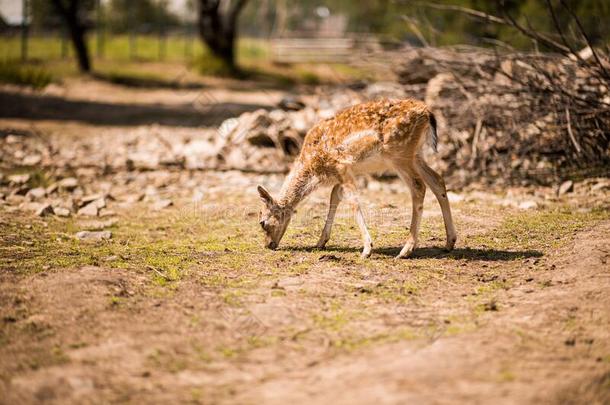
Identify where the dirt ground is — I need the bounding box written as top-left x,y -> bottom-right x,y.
0,79 -> 609,404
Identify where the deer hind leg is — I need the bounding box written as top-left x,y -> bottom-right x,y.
394,163 -> 426,259
317,184 -> 343,249
416,158 -> 457,251
340,179 -> 373,258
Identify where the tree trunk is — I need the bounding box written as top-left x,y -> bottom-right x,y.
197,0 -> 247,70
51,0 -> 91,72
68,18 -> 90,72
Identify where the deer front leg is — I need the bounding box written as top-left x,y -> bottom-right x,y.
317,184 -> 343,249
342,182 -> 373,258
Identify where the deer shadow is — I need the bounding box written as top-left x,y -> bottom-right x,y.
285,245 -> 542,261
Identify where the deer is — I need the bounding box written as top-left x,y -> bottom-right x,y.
256,98 -> 457,259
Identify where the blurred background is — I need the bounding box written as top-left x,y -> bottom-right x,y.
2,0 -> 610,84
0,0 -> 608,186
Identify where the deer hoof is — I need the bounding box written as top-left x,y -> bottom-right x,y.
445,235 -> 457,251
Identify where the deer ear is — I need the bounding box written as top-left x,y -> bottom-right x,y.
257,185 -> 275,206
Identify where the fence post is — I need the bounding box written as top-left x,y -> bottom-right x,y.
156,0 -> 163,61
21,0 -> 29,62
96,0 -> 104,58
158,24 -> 166,61
184,25 -> 194,60
129,7 -> 136,60
61,28 -> 68,59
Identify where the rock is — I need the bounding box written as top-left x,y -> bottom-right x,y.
591,180 -> 610,192
5,134 -> 20,144
23,154 -> 42,166
278,96 -> 306,111
77,201 -> 99,217
26,187 -> 46,201
35,203 -> 54,217
99,209 -> 116,217
123,193 -> 145,204
45,183 -> 58,194
6,194 -> 25,205
518,200 -> 538,210
24,314 -> 50,331
58,177 -> 78,191
367,181 -> 382,192
92,198 -> 106,209
8,174 -> 30,185
13,186 -> 30,196
319,254 -> 341,262
79,218 -> 118,231
447,192 -> 464,203
192,189 -> 205,203
364,82 -> 407,99
76,231 -> 112,241
80,194 -> 104,206
181,139 -> 216,170
558,180 -> 574,196
126,152 -> 160,170
152,199 -> 173,211
53,206 -> 71,217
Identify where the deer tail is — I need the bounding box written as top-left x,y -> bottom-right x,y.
428,112 -> 438,153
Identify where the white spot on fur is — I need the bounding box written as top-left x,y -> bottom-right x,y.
341,129 -> 378,147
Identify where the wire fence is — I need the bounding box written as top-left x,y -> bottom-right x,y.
0,30 -> 206,62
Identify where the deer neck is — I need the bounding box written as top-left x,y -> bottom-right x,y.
277,161 -> 319,210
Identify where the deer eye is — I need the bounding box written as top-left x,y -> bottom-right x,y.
259,220 -> 266,229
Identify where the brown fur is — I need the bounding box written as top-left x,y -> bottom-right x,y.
257,98 -> 457,258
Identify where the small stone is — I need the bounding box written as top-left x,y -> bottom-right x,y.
35,203 -> 54,217
447,192 -> 464,203
80,194 -> 104,206
6,194 -> 25,205
58,177 -> 78,191
92,198 -> 106,209
78,202 -> 99,217
518,200 -> 538,210
558,180 -> 574,196
192,189 -> 205,203
278,96 -> 306,111
124,193 -> 145,204
23,154 -> 42,166
591,180 -> 610,192
26,187 -> 46,200
99,209 -> 116,217
13,186 -> 30,196
152,199 -> 173,211
46,183 -> 58,194
24,314 -> 50,330
5,134 -> 20,144
319,254 -> 341,262
53,207 -> 71,217
483,300 -> 498,311
8,174 -> 30,185
76,231 -> 112,241
79,218 -> 118,231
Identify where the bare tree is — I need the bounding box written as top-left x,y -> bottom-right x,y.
197,0 -> 249,70
50,0 -> 91,72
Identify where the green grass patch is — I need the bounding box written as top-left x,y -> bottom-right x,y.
0,61 -> 52,89
470,208 -> 609,251
0,35 -> 375,86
